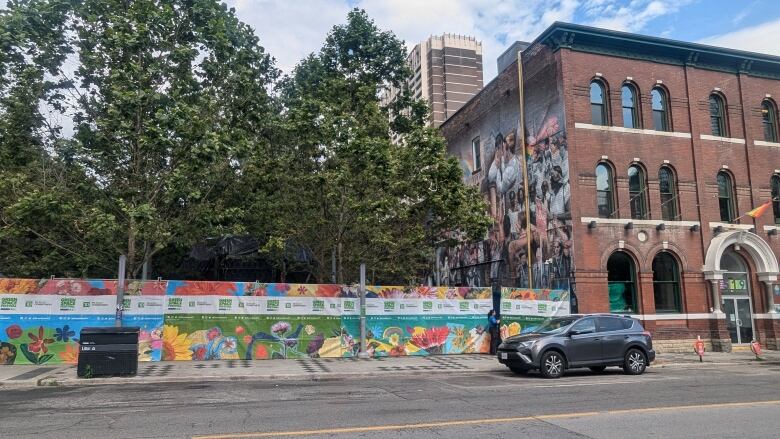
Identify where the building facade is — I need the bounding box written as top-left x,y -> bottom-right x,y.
439,22 -> 780,352
382,34 -> 483,130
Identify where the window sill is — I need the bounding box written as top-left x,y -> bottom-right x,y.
575,123 -> 692,138
764,225 -> 779,232
709,222 -> 754,231
581,217 -> 700,228
754,140 -> 780,147
699,134 -> 745,144
626,313 -> 721,320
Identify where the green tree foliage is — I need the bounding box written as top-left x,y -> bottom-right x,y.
0,4 -> 489,283
276,9 -> 490,284
0,0 -> 278,277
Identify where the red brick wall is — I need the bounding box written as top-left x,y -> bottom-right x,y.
559,47 -> 779,339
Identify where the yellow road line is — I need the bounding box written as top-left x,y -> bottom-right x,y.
192,399 -> 780,439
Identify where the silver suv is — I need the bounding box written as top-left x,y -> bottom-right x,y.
497,314 -> 655,378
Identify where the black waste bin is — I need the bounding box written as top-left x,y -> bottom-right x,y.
77,327 -> 139,378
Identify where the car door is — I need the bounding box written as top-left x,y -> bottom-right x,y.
598,317 -> 628,363
565,317 -> 601,366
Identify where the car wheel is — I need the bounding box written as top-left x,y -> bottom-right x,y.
623,348 -> 647,375
509,366 -> 529,375
540,351 -> 565,379
589,366 -> 607,373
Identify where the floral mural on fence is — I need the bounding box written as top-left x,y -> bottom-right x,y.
1,278 -> 568,364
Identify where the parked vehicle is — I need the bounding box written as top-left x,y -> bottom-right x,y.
497,314 -> 655,378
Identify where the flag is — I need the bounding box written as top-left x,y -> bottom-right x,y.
746,201 -> 772,218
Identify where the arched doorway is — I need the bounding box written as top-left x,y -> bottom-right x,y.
720,251 -> 753,344
703,230 -> 779,347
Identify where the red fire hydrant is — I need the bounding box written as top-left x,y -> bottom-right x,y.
750,340 -> 762,359
694,336 -> 705,362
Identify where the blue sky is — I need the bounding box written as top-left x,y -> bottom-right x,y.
2,0 -> 779,80
226,0 -> 780,80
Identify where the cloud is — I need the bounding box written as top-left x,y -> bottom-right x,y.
699,18 -> 780,57
228,1 -> 686,81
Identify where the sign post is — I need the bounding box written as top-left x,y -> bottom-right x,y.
358,263 -> 368,358
115,255 -> 127,327
694,335 -> 705,362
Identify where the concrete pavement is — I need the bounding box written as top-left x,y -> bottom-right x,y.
1,350 -> 779,389
1,359 -> 779,438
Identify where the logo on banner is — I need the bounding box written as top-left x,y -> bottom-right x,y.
267,299 -> 280,311
343,300 -> 355,311
502,301 -> 511,311
60,297 -> 76,311
25,300 -> 33,308
123,298 -> 131,309
0,297 -> 17,311
384,301 -> 396,312
167,297 -> 182,311
313,299 -> 325,312
218,298 -> 232,311
537,303 -> 548,313
423,301 -> 432,311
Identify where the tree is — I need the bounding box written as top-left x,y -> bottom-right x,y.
276,9 -> 490,284
0,0 -> 279,278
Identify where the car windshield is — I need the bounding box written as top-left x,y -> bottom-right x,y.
531,317 -> 579,334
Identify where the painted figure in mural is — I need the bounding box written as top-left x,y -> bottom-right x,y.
532,241 -> 549,288
549,165 -> 570,221
487,309 -> 500,355
440,255 -> 450,286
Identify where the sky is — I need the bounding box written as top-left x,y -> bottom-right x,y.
1,0 -> 779,81
228,0 -> 780,81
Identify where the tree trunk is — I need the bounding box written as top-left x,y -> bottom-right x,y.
127,216 -> 136,279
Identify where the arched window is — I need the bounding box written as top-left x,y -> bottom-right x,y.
590,80 -> 608,126
717,171 -> 737,222
651,87 -> 669,131
608,252 -> 637,313
659,166 -> 679,221
709,93 -> 728,137
762,99 -> 778,143
772,174 -> 780,225
596,163 -> 616,218
653,252 -> 682,313
622,84 -> 639,128
628,165 -> 649,220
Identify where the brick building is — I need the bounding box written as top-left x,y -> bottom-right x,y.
439,22 -> 780,352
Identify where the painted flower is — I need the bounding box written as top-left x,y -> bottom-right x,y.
173,281 -> 237,296
410,326 -> 450,354
28,326 -> 54,354
306,335 -> 325,355
207,327 -> 222,341
443,288 -> 461,300
378,288 -> 405,299
55,325 -> 75,342
59,343 -> 79,364
0,342 -> 16,364
235,326 -> 245,335
192,345 -> 208,361
150,328 -> 163,350
315,284 -> 341,297
283,338 -> 298,348
0,278 -> 39,293
5,324 -> 22,339
292,285 -> 313,297
388,333 -> 401,346
304,325 -> 316,336
222,337 -> 237,354
254,343 -> 269,359
243,335 -> 252,344
389,344 -> 406,357
271,321 -> 291,335
500,322 -> 522,340
162,325 -> 191,361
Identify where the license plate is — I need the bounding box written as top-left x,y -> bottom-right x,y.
500,353 -> 508,360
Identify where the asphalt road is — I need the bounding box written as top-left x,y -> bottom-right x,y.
2,362 -> 779,439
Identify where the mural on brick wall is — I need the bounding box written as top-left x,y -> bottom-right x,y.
0,278 -> 569,365
439,43 -> 573,294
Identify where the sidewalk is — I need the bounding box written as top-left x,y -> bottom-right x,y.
1,351 -> 778,389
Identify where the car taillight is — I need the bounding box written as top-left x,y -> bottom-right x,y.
642,331 -> 652,338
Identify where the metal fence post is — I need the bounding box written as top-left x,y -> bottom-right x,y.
115,255 -> 127,327
358,263 -> 368,358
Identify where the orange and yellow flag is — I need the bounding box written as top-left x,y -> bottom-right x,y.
746,201 -> 772,218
